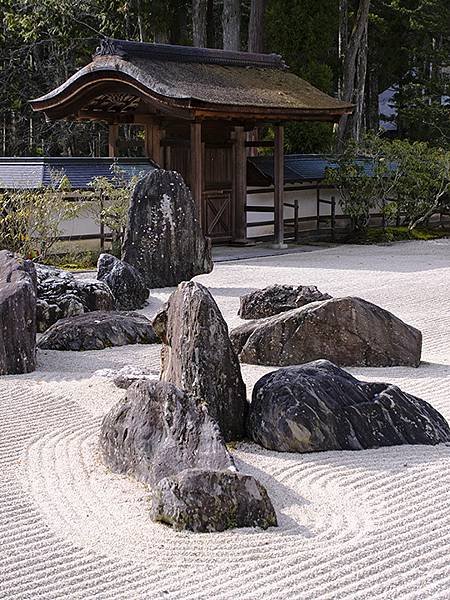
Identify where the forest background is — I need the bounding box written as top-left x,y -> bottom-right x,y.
0,0 -> 449,157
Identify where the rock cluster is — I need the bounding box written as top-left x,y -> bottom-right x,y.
0,250 -> 37,375
100,380 -> 277,532
248,360 -> 450,452
122,170 -> 213,289
232,296 -> 422,368
38,311 -> 158,351
239,284 -> 331,319
153,280 -> 247,442
97,253 -> 148,311
36,263 -> 114,332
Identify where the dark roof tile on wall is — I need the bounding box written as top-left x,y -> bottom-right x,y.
247,154 -> 376,185
0,157 -> 156,190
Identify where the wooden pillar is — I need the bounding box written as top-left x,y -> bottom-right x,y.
190,121 -> 204,228
108,124 -> 119,157
273,124 -> 287,248
144,123 -> 162,165
232,125 -> 248,244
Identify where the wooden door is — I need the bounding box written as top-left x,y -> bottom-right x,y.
204,190 -> 232,242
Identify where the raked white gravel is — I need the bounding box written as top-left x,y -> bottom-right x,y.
1,239 -> 449,600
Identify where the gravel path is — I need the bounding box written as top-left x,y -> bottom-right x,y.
1,240 -> 449,600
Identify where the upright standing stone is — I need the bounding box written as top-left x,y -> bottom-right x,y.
0,251 -> 37,375
153,281 -> 247,441
122,169 -> 213,288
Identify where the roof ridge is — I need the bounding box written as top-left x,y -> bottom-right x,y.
93,38 -> 287,70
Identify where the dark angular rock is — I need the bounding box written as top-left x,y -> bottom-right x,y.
151,468 -> 277,532
97,253 -> 149,310
100,380 -> 234,485
231,296 -> 422,367
239,284 -> 332,319
153,281 -> 247,442
0,250 -> 37,375
122,169 -> 213,288
37,311 -> 158,351
248,360 -> 450,452
100,379 -> 277,532
35,263 -> 115,331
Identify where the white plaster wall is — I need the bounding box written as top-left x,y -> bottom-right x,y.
58,201 -> 110,238
246,184 -> 344,239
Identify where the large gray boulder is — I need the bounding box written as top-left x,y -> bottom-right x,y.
239,284 -> 332,319
100,380 -> 234,485
151,469 -> 277,533
37,311 -> 158,351
97,253 -> 148,310
231,296 -> 422,367
153,281 -> 247,442
0,251 -> 37,375
248,360 -> 450,452
122,170 -> 213,288
100,379 -> 277,532
35,263 -> 114,332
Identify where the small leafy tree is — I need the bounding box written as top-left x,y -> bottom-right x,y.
326,135 -> 450,233
0,171 -> 81,260
388,140 -> 450,230
84,163 -> 143,255
325,135 -> 398,231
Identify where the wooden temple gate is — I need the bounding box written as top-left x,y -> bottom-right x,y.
31,39 -> 352,246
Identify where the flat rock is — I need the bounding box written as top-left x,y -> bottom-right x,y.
153,281 -> 247,442
248,360 -> 450,452
36,263 -> 114,331
97,253 -> 149,310
239,284 -> 332,319
100,379 -> 277,532
151,468 -> 277,533
0,251 -> 37,375
122,169 -> 213,288
93,365 -> 160,388
113,367 -> 159,389
231,296 -> 422,367
37,311 -> 158,351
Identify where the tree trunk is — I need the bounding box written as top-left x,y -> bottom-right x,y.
248,0 -> 266,53
366,60 -> 379,132
206,0 -> 218,47
337,0 -> 371,148
338,0 -> 348,99
222,0 -> 240,51
192,0 -> 207,47
352,20 -> 368,142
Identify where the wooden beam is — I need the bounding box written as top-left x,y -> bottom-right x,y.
108,124 -> 119,157
273,124 -> 287,248
190,121 -> 204,228
232,125 -> 248,244
144,123 -> 162,165
245,140 -> 274,148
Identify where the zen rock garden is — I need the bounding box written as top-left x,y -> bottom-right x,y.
0,171 -> 449,534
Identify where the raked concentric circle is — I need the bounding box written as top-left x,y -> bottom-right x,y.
1,240 -> 450,600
